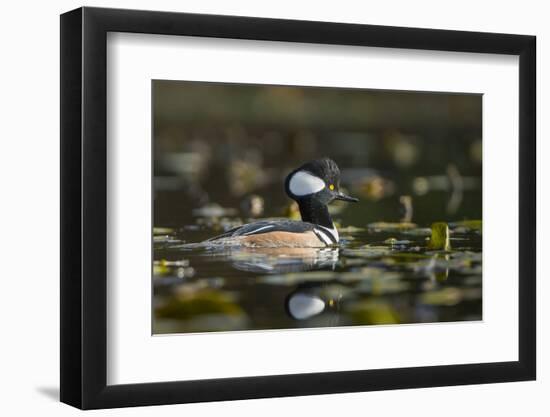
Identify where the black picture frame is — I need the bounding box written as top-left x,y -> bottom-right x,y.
60,6 -> 536,410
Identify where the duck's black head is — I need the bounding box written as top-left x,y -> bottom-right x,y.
284,158 -> 359,205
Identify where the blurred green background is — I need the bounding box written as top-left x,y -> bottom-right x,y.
153,80 -> 482,228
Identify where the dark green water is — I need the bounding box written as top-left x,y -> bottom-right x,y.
153,220 -> 482,334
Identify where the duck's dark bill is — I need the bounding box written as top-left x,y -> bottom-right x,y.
335,192 -> 359,202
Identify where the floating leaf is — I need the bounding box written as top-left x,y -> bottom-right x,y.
450,220 -> 482,234
401,227 -> 432,237
258,267 -> 400,286
154,259 -> 190,267
153,263 -> 170,277
428,222 -> 451,251
156,289 -> 243,319
386,252 -> 430,265
153,227 -> 174,235
342,245 -> 392,259
259,271 -> 339,285
355,275 -> 409,295
338,225 -> 367,233
347,300 -> 400,325
153,235 -> 181,244
384,237 -> 411,246
421,286 -> 482,305
420,287 -> 462,306
368,221 -> 417,231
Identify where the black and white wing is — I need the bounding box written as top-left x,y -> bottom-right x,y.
208,220 -> 311,239
207,220 -> 337,245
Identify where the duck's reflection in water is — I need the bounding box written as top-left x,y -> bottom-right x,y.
200,246 -> 346,325
285,282 -> 344,325
286,292 -> 325,319
206,246 -> 339,274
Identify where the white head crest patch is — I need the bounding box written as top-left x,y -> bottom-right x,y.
289,171 -> 325,196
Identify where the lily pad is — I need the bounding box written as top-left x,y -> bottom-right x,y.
153,235 -> 181,244
428,222 -> 451,251
346,300 -> 400,325
153,227 -> 174,235
450,220 -> 482,233
368,221 -> 417,231
401,227 -> 432,237
156,289 -> 243,320
338,225 -> 367,233
341,245 -> 392,259
420,287 -> 462,306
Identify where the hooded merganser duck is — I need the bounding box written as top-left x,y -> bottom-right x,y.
206,158 -> 358,247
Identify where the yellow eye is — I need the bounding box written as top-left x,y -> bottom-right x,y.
329,184 -> 335,191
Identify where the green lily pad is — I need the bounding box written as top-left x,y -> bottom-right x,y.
341,245 -> 392,259
347,300 -> 400,325
153,227 -> 174,235
428,222 -> 451,251
450,220 -> 482,233
368,222 -> 417,231
420,287 -> 463,306
338,225 -> 367,233
156,289 -> 243,319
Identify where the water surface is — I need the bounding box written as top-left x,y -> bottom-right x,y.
153,221 -> 482,334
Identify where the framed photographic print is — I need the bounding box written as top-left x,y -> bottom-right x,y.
60,6 -> 536,409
